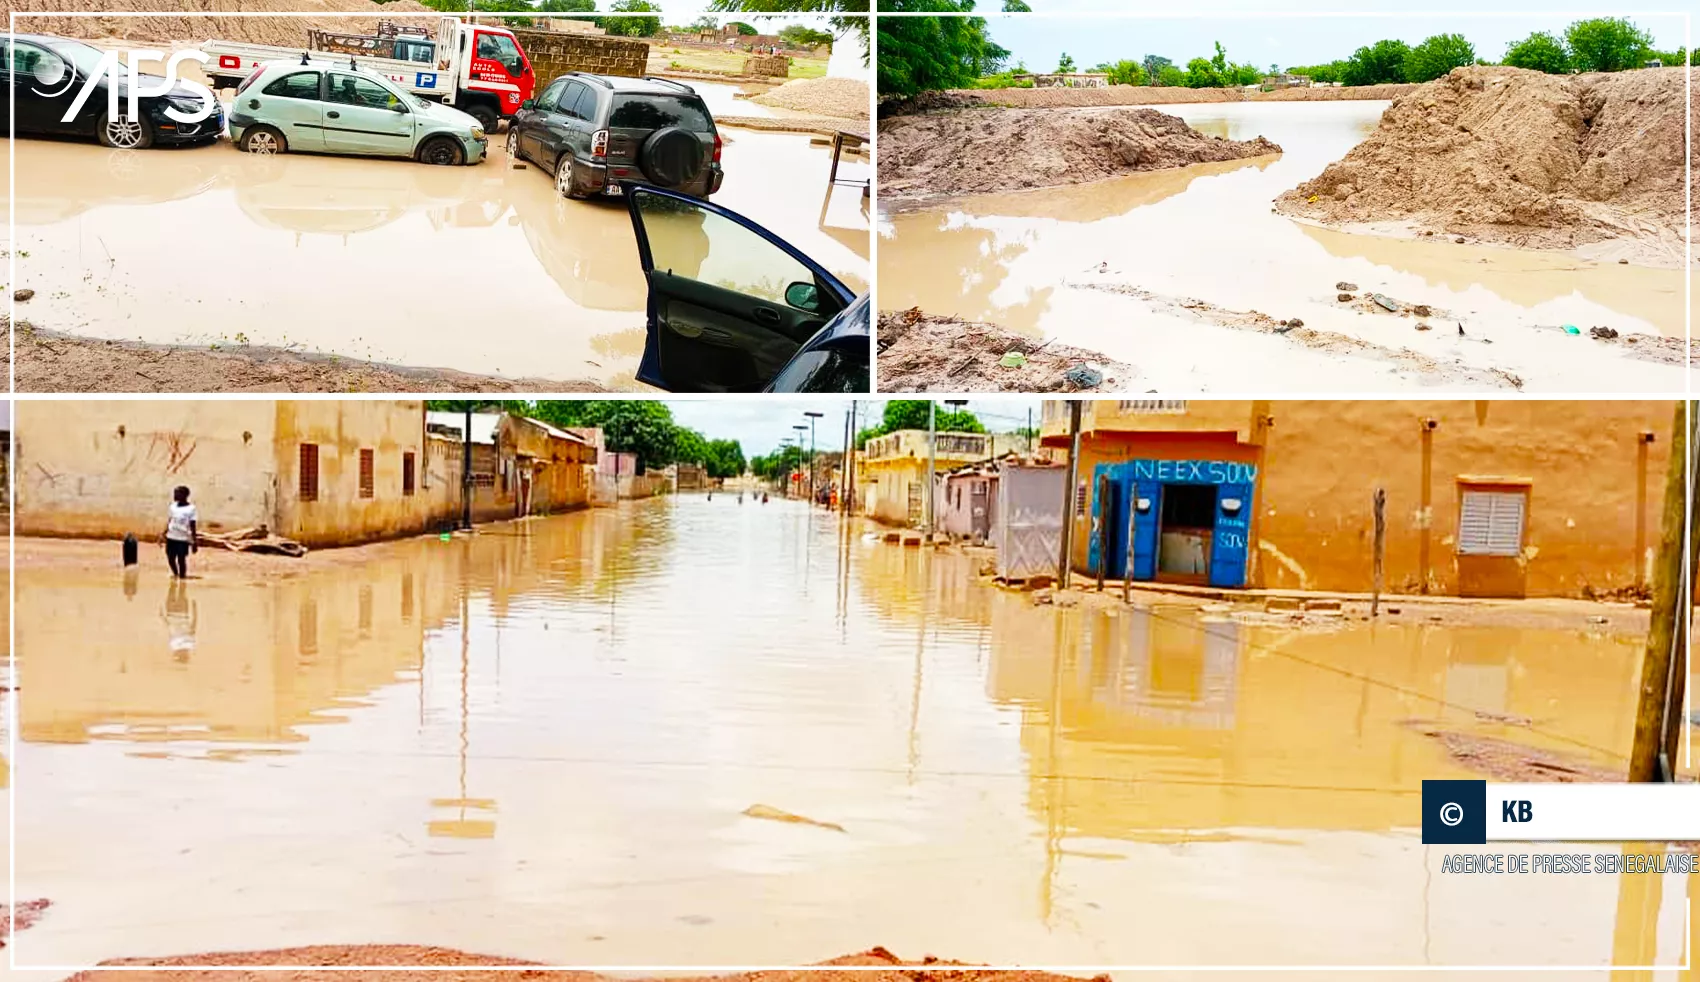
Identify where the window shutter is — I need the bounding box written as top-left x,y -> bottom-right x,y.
1458,490 -> 1525,556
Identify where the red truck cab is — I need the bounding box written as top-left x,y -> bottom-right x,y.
462,24 -> 536,125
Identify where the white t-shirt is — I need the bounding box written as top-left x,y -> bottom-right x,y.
166,502 -> 198,542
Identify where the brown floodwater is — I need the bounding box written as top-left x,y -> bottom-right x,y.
8,498 -> 1691,970
878,101 -> 1686,393
3,114 -> 868,387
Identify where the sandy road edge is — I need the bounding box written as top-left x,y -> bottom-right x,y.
6,318 -> 612,394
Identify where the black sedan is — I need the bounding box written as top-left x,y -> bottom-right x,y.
3,33 -> 223,148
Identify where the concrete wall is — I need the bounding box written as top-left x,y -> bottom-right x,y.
1042,400 -> 1676,598
16,401 -> 448,549
16,401 -> 284,541
510,28 -> 648,80
272,401 -> 434,547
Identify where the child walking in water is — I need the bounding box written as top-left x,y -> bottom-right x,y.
162,485 -> 198,579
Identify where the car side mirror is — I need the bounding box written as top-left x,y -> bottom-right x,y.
520,99 -> 534,111
784,281 -> 820,312
390,102 -> 408,113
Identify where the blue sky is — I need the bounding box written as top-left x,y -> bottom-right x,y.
666,399 -> 1044,456
964,5 -> 1688,73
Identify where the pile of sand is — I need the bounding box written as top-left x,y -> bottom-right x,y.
5,0 -> 433,47
879,105 -> 1280,200
66,945 -> 1097,982
751,76 -> 870,120
877,307 -> 1133,392
1275,65 -> 1696,266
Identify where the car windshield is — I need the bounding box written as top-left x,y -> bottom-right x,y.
399,89 -> 431,111
42,39 -> 112,77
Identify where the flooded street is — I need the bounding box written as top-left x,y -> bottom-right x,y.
4,100 -> 868,387
878,102 -> 1685,392
10,496 -> 1689,970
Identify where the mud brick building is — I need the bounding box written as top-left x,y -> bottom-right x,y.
508,28 -> 647,79
1040,399 -> 1677,598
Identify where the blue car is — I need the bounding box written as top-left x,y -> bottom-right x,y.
623,184 -> 868,393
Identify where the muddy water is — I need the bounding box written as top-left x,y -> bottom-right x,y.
3,119 -> 867,386
878,102 -> 1686,393
11,498 -> 1688,969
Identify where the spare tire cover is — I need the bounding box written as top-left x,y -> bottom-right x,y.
640,126 -> 706,187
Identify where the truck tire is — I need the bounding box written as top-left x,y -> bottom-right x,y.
239,125 -> 286,155
466,103 -> 498,134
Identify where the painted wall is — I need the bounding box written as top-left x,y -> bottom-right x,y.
272,401 -> 435,546
1044,400 -> 1675,598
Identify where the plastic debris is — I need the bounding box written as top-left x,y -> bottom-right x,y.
999,351 -> 1027,368
1064,365 -> 1103,388
1370,293 -> 1400,311
1562,324 -> 1580,335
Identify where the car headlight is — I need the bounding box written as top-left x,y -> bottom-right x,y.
470,125 -> 486,141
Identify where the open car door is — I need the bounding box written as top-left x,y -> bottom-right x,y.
625,184 -> 853,392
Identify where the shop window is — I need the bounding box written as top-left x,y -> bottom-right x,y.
359,449 -> 375,499
402,452 -> 416,496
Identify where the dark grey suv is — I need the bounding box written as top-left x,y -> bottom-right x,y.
506,72 -> 723,200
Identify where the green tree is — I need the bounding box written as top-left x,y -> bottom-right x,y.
778,23 -> 835,48
674,428 -> 710,465
602,0 -> 661,37
1141,54 -> 1173,83
877,4 -> 1002,97
1102,59 -> 1146,86
1155,63 -> 1185,87
1287,60 -> 1347,84
527,401 -> 679,472
1183,56 -> 1223,88
539,0 -> 597,10
1232,63 -> 1260,85
1342,38 -> 1411,85
710,0 -> 870,61
1648,46 -> 1690,67
1056,52 -> 1075,73
1001,0 -> 1030,9
1209,40 -> 1230,82
1564,17 -> 1654,72
1503,31 -> 1571,74
704,439 -> 747,479
861,400 -> 986,441
728,20 -> 759,34
1404,33 -> 1476,82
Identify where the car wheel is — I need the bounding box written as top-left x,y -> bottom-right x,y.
505,127 -> 522,163
240,126 -> 287,155
555,154 -> 581,199
97,112 -> 153,150
467,104 -> 498,134
418,136 -> 465,167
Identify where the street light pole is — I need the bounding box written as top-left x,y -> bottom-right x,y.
925,400 -> 937,534
791,424 -> 807,500
805,411 -> 824,506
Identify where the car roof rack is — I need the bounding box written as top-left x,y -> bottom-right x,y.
641,75 -> 694,92
566,71 -> 614,89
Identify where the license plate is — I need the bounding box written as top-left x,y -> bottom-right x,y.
603,184 -> 622,197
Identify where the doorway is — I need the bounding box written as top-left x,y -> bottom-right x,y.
1157,483 -> 1217,581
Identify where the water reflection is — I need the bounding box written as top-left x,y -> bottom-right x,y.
11,500 -> 1681,969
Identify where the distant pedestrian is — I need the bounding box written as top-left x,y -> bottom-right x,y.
162,485 -> 198,579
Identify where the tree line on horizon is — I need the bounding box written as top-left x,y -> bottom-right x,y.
877,9 -> 1688,97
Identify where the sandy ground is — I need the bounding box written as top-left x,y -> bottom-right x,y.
751,77 -> 870,119
1276,66 -> 1695,268
7,319 -> 610,393
876,308 -> 1133,392
879,105 -> 1279,200
59,946 -> 1098,981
